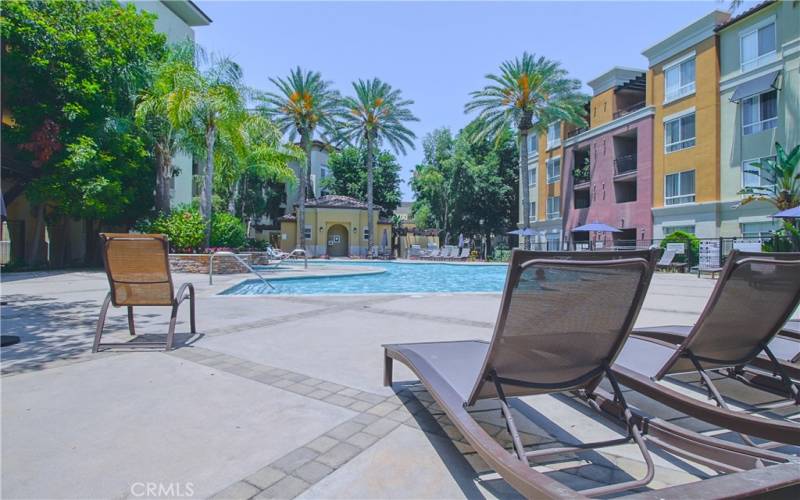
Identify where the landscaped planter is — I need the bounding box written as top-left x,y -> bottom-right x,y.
169,253 -> 253,274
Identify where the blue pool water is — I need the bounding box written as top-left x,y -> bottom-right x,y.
220,261 -> 509,295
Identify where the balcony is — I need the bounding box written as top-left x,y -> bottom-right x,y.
612,101 -> 645,120
614,154 -> 637,177
566,126 -> 588,139
572,164 -> 590,187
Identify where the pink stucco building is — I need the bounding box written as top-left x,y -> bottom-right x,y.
561,68 -> 655,248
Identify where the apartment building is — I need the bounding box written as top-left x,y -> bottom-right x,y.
526,121 -> 565,250
562,68 -> 655,248
717,0 -> 800,238
644,10 -> 731,239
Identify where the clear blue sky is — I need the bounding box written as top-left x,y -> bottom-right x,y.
194,1 -> 754,200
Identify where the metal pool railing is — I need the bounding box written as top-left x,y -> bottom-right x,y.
209,251 -> 274,289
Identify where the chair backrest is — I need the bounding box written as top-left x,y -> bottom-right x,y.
100,233 -> 174,306
466,249 -> 657,404
460,248 -> 470,259
657,250 -> 800,377
658,249 -> 676,266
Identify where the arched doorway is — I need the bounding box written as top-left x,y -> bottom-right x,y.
327,224 -> 349,257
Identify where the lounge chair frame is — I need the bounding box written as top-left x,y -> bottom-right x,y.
383,250 -> 800,498
93,233 -> 196,352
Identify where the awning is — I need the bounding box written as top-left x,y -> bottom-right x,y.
730,71 -> 780,102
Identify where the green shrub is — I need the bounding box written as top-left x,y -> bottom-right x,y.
147,206 -> 205,252
211,212 -> 246,249
660,230 -> 699,266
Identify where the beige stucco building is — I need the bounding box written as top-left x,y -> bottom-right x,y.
279,196 -> 392,258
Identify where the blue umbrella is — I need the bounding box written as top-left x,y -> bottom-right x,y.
507,228 -> 537,236
572,222 -> 621,233
773,206 -> 800,219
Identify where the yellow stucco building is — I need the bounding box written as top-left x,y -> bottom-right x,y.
279,195 -> 392,258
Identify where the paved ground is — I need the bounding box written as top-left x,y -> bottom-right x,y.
1,264 -> 796,499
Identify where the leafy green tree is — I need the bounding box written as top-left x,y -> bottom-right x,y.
259,68 -> 341,250
739,143 -> 800,211
339,78 -> 418,250
161,44 -> 248,247
1,0 -> 166,262
465,52 -> 586,248
410,128 -> 455,237
323,147 -> 402,216
136,42 -> 195,214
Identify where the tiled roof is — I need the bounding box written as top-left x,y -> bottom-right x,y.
304,195 -> 384,211
715,1 -> 775,32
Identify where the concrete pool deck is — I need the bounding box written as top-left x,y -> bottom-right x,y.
1,267 -> 797,498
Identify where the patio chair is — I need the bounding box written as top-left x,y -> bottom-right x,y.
457,247 -> 470,260
93,233 -> 196,352
611,250 -> 800,445
384,249 -> 661,497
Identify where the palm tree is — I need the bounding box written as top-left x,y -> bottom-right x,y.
259,68 -> 341,250
163,44 -> 247,247
339,78 -> 418,252
136,42 -> 195,214
465,52 -> 586,249
739,143 -> 800,210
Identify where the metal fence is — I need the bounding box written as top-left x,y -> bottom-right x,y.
494,236 -> 777,266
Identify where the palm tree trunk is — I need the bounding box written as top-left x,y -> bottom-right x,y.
155,143 -> 172,215
366,135 -> 374,254
519,128 -> 530,250
202,123 -> 216,249
298,133 -> 311,250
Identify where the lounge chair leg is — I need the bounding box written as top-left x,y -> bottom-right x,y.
760,343 -> 799,404
166,301 -> 179,351
490,372 -> 529,464
127,306 -> 136,336
383,351 -> 393,387
188,283 -> 196,334
93,292 -> 112,353
687,352 -> 759,447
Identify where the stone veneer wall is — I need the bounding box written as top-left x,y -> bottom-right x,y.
169,253 -> 253,274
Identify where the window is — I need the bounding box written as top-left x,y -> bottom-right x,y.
528,135 -> 538,155
663,225 -> 695,236
546,232 -> 561,251
742,90 -> 777,135
547,122 -> 560,149
304,225 -> 312,239
664,113 -> 695,153
363,227 -> 370,241
529,202 -> 537,221
741,221 -> 778,239
546,157 -> 561,184
740,21 -> 776,72
546,196 -> 560,220
528,167 -> 537,186
742,155 -> 776,189
665,170 -> 695,206
664,56 -> 695,102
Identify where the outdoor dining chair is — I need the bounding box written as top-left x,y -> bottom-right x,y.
93,233 -> 196,352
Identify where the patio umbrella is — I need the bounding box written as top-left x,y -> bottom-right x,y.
572,222 -> 620,250
381,228 -> 389,250
773,206 -> 800,219
572,222 -> 622,233
458,233 -> 464,249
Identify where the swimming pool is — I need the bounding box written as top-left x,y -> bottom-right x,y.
220,261 -> 509,295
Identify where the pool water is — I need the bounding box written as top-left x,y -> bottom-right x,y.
220,261 -> 509,295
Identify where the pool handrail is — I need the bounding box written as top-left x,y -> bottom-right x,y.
209,251 -> 275,289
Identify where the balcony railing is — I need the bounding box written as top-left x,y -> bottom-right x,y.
612,101 -> 645,119
614,154 -> 637,176
566,126 -> 588,139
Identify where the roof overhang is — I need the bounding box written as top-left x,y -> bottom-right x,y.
160,0 -> 212,26
730,70 -> 780,102
642,10 -> 730,67
587,67 -> 646,96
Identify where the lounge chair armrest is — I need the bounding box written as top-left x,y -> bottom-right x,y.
175,282 -> 195,304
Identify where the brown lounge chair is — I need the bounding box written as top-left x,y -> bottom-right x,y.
612,250 -> 800,445
385,250 -> 667,497
93,233 -> 196,352
383,250 -> 800,498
